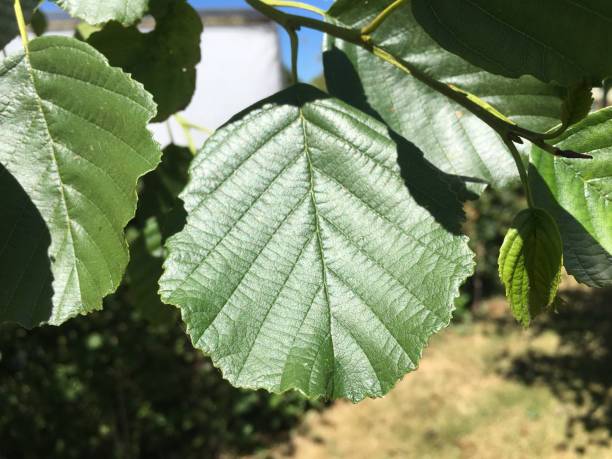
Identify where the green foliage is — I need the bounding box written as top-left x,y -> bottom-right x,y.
29,8 -> 47,36
1,0 -> 611,406
462,183 -> 527,302
0,296 -> 320,458
0,36 -> 161,327
411,0 -> 612,86
325,0 -> 570,191
0,0 -> 39,48
54,0 -> 149,26
126,144 -> 193,324
498,208 -> 563,326
87,0 -> 203,122
530,109 -> 612,287
159,84 -> 474,401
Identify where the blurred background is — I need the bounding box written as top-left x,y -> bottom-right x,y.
1,2 -> 612,459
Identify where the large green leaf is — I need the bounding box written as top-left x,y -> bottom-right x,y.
0,0 -> 40,49
530,109 -> 612,287
498,208 -> 563,326
87,0 -> 202,122
411,0 -> 612,86
54,0 -> 149,26
325,0 -> 569,191
159,84 -> 474,401
0,36 -> 161,327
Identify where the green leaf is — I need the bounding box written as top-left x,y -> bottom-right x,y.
0,0 -> 39,49
530,109 -> 612,287
411,0 -> 612,86
325,0 -> 568,191
126,220 -> 175,325
159,84 -> 474,401
30,8 -> 47,37
0,36 -> 161,327
136,144 -> 192,227
54,0 -> 149,26
498,208 -> 563,326
126,144 -> 192,324
87,0 -> 202,122
560,82 -> 594,129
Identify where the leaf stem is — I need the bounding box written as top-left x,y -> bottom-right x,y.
361,0 -> 406,36
261,0 -> 326,16
245,0 -> 576,156
503,137 -> 535,208
174,114 -> 198,155
13,0 -> 29,54
246,0 -> 362,44
166,121 -> 175,145
288,27 -> 299,84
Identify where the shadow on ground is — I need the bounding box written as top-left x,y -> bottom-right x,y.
502,287 -> 612,453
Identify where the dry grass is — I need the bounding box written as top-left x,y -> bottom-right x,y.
250,282 -> 612,459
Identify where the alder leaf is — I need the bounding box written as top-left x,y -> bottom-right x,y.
530,109 -> 612,287
411,0 -> 612,86
498,208 -> 563,326
0,36 -> 161,327
326,0 -> 570,192
87,0 -> 203,122
159,84 -> 474,401
54,0 -> 149,26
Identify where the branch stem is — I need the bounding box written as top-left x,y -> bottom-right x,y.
246,0 -> 571,154
261,0 -> 326,16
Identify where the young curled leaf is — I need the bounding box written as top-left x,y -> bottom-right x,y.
498,208 -> 563,326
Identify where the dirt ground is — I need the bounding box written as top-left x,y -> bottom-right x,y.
251,281 -> 612,459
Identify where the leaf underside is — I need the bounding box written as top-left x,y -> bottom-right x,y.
325,0 -> 568,192
530,109 -> 612,287
411,0 -> 612,86
159,84 -> 474,402
0,36 -> 161,327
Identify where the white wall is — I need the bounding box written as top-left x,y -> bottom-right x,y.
156,21 -> 284,148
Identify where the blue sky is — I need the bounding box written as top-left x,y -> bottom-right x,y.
41,0 -> 335,81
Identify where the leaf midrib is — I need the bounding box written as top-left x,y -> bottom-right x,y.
299,107 -> 336,397
22,49 -> 82,315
